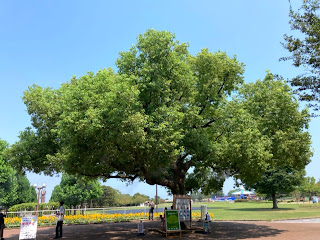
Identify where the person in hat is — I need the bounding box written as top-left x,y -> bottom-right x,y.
0,207 -> 7,240
54,201 -> 65,239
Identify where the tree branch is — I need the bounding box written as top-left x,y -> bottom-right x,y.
217,75 -> 228,97
201,119 -> 215,128
214,131 -> 225,141
78,171 -> 138,181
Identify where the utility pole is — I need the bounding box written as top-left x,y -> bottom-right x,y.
156,184 -> 158,213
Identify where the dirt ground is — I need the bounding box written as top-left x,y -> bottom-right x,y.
3,220 -> 320,240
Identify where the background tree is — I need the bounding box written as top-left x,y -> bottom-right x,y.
132,193 -> 149,205
282,0 -> 320,112
234,73 -> 312,208
50,173 -> 102,208
115,193 -> 133,206
92,187 -> 150,207
13,173 -> 37,205
0,139 -> 18,207
0,139 -> 36,207
298,176 -> 320,201
249,167 -> 305,209
92,186 -> 119,207
291,189 -> 302,203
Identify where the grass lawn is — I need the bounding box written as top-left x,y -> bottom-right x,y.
192,202 -> 320,221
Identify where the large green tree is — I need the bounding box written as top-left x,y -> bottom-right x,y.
250,167 -> 305,209
234,73 -> 312,208
8,30 -> 308,195
50,173 -> 102,207
282,0 -> 320,112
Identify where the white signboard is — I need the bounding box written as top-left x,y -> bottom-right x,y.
175,198 -> 191,221
19,216 -> 38,239
137,220 -> 144,234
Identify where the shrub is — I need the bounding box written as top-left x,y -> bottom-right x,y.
9,202 -> 59,212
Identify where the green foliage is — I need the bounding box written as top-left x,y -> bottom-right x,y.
0,139 -> 18,207
14,173 -> 37,205
236,73 -> 312,172
0,139 -> 37,207
50,173 -> 102,207
9,202 -> 59,212
282,0 -> 320,112
132,193 -> 149,205
91,186 -> 117,207
249,167 -> 305,208
7,30 -> 312,196
233,73 -> 312,208
298,177 -> 320,199
92,186 -> 150,207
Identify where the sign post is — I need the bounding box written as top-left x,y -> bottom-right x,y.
165,210 -> 181,238
19,216 -> 38,240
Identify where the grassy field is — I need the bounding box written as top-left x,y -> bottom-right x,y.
191,201 -> 320,221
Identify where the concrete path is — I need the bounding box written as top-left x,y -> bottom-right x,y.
274,218 -> 320,223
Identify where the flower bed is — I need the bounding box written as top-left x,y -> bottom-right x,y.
4,212 -> 214,228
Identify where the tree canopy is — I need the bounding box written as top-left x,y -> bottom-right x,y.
50,173 -> 102,207
8,30 -> 313,195
235,73 -> 312,208
282,0 -> 320,112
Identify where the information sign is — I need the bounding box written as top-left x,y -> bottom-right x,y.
173,195 -> 192,222
19,216 -> 37,239
165,210 -> 181,232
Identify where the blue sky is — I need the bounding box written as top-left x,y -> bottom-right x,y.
1,0 -> 319,200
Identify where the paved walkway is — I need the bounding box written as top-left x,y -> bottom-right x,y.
274,218 -> 320,223
3,219 -> 320,240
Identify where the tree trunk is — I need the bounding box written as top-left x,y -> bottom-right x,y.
144,160 -> 189,195
272,193 -> 278,209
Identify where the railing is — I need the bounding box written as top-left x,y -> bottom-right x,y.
5,205 -> 203,228
5,206 -> 152,228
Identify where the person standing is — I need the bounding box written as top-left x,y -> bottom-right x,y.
0,207 -> 7,240
54,201 -> 65,239
148,201 -> 155,220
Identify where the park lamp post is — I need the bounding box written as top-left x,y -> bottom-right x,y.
33,182 -> 46,216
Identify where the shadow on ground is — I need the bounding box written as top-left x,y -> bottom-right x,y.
4,221 -> 285,240
211,222 -> 285,240
224,208 -> 295,211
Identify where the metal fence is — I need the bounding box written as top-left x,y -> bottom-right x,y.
5,206 -> 152,228
7,206 -> 153,216
5,204 -> 202,228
